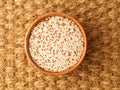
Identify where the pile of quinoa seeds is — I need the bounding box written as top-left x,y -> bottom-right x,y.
29,16 -> 84,72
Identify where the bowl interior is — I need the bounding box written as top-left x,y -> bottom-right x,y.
25,12 -> 87,76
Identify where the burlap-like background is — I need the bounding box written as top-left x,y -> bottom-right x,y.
0,0 -> 120,90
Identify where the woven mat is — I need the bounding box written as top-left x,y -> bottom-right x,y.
0,0 -> 120,90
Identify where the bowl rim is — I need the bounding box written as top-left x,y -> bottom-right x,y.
25,12 -> 87,76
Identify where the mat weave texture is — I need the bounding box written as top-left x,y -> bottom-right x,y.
0,0 -> 120,90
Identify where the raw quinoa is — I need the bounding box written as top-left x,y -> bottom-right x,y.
29,16 -> 84,72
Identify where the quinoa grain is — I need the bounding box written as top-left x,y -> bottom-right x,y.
29,16 -> 84,72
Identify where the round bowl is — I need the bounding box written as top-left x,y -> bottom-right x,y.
25,12 -> 87,76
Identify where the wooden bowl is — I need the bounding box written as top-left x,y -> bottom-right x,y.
25,12 -> 87,76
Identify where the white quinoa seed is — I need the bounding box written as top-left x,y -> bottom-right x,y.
29,16 -> 84,72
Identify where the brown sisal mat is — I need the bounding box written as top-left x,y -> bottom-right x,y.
0,0 -> 120,90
